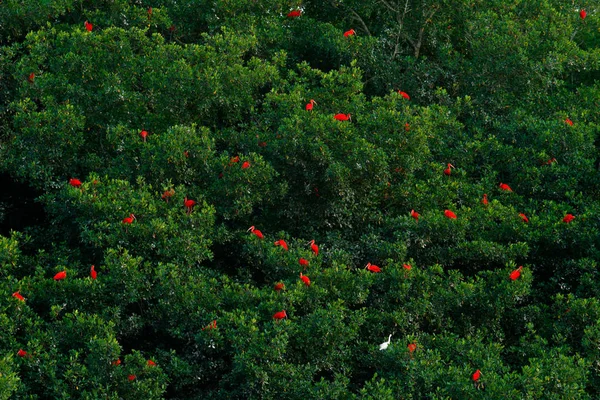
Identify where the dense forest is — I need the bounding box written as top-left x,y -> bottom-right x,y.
0,0 -> 599,398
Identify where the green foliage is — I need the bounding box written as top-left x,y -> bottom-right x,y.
0,0 -> 599,398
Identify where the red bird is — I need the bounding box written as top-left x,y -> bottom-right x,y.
12,291 -> 25,301
398,91 -> 410,100
309,240 -> 319,256
305,99 -> 317,111
69,178 -> 82,188
444,210 -> 457,219
230,156 -> 240,164
472,369 -> 481,382
344,29 -> 356,37
122,214 -> 136,224
563,214 -> 575,223
274,282 -> 285,292
403,264 -> 412,271
28,72 -> 35,83
201,319 -> 217,330
334,113 -> 351,121
147,7 -> 153,19
112,359 -> 121,366
242,161 -> 251,169
84,21 -> 93,32
128,375 -> 136,382
17,349 -> 28,357
410,209 -> 420,221
405,123 -> 410,131
273,310 -> 287,320
248,226 -> 264,239
54,271 -> 67,281
184,197 -> 196,214
580,9 -> 587,19
546,158 -> 557,165
519,213 -> 529,223
482,194 -> 488,205
274,239 -> 288,251
408,343 -> 417,353
147,360 -> 157,366
300,273 -> 311,286
366,263 -> 381,273
162,188 -> 175,202
565,118 -> 573,126
287,10 -> 302,18
90,265 -> 97,280
140,130 -> 148,142
499,183 -> 512,192
443,163 -> 454,176
510,266 -> 523,281
299,258 -> 309,268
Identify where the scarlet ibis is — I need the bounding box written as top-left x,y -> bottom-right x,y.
499,183 -> 512,192
299,258 -> 309,268
403,264 -> 412,271
405,123 -> 410,131
248,226 -> 264,239
230,156 -> 240,164
472,369 -> 481,382
565,118 -> 573,126
519,213 -> 529,223
69,178 -> 82,188
398,91 -> 410,100
184,197 -> 196,214
147,7 -> 152,19
184,150 -> 190,157
28,73 -> 35,83
306,99 -> 317,111
580,9 -> 587,19
344,29 -> 356,37
563,214 -> 575,223
242,161 -> 250,169
546,158 -> 557,165
300,273 -> 311,286
147,360 -> 157,366
258,141 -> 267,147
123,214 -> 135,224
334,113 -> 351,121
12,291 -> 25,301
482,194 -> 488,205
309,240 -> 319,256
274,282 -> 285,292
287,10 -> 301,18
366,263 -> 381,273
54,271 -> 66,281
112,359 -> 121,366
273,310 -> 287,320
90,265 -> 97,280
443,163 -> 454,176
379,334 -> 392,350
510,266 -> 523,281
84,21 -> 93,32
410,210 -> 420,221
128,375 -> 136,381
17,349 -> 27,357
140,130 -> 148,142
444,210 -> 457,219
408,343 -> 417,353
203,319 -> 217,330
162,188 -> 175,202
274,239 -> 288,251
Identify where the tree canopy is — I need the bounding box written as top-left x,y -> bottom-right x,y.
0,0 -> 599,398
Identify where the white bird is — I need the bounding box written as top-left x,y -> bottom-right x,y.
379,334 -> 392,350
